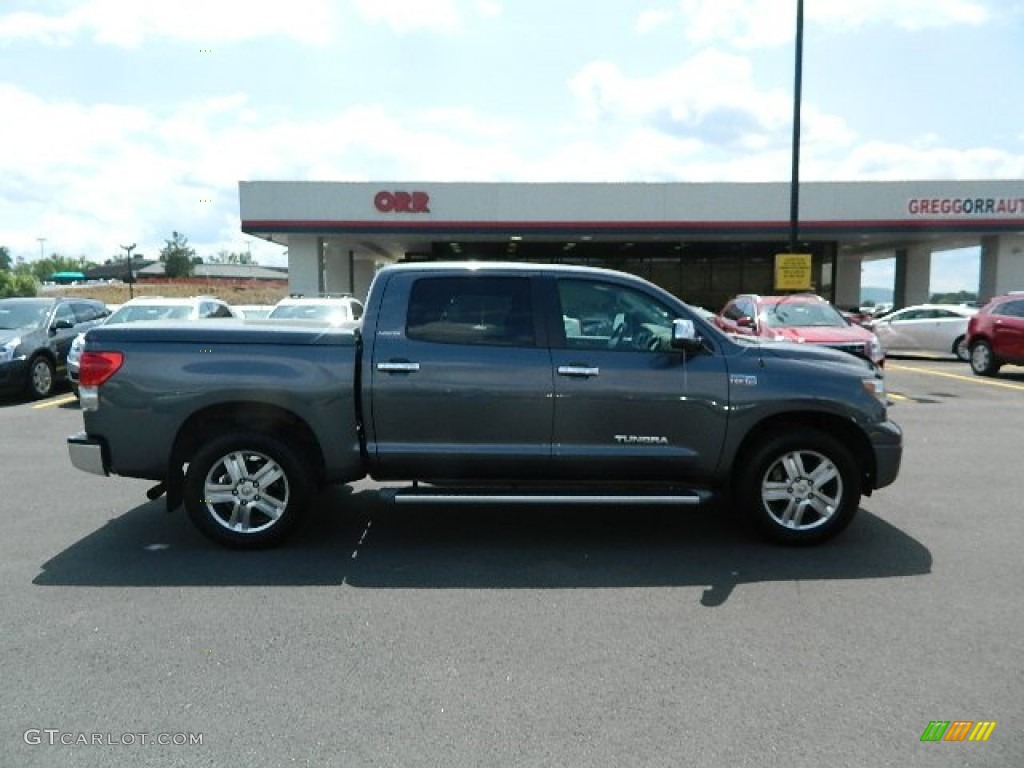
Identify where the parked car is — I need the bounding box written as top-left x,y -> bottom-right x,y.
267,295 -> 364,326
868,304 -> 976,361
715,293 -> 885,366
0,296 -> 110,399
67,296 -> 240,394
966,293 -> 1024,376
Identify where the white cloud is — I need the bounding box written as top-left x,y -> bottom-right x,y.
352,0 -> 465,35
569,51 -> 800,151
660,0 -> 991,49
0,0 -> 338,47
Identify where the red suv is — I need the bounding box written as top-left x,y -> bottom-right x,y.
716,293 -> 885,366
966,293 -> 1024,376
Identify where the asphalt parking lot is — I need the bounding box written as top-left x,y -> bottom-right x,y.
2,359 -> 1023,767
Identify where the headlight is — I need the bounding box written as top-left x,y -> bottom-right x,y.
0,337 -> 21,363
867,333 -> 884,363
861,376 -> 887,405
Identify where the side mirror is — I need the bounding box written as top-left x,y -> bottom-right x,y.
51,319 -> 74,332
736,316 -> 755,329
671,318 -> 703,353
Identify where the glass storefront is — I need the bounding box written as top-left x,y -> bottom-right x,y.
426,240 -> 837,312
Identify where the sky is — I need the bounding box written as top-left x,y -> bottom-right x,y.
2,0 -> 1022,294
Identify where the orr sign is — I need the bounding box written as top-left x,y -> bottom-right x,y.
374,190 -> 431,214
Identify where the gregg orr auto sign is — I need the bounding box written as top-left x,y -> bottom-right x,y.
908,196 -> 1024,216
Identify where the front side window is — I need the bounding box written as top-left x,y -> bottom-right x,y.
406,276 -> 535,347
556,279 -> 676,352
993,299 -> 1024,318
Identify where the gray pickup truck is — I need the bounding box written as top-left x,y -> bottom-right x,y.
68,262 -> 902,549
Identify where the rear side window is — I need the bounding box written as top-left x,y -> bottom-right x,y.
406,276 -> 535,347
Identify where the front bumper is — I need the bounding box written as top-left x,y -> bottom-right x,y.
870,420 -> 903,489
67,432 -> 109,476
0,359 -> 29,394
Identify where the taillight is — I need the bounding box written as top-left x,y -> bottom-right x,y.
79,351 -> 124,387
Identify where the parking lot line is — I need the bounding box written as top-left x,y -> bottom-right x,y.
32,394 -> 78,409
887,363 -> 1024,391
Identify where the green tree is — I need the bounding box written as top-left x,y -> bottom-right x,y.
160,231 -> 196,278
0,270 -> 38,297
0,245 -> 11,272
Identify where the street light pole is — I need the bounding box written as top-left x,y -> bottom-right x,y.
789,0 -> 804,255
120,243 -> 137,299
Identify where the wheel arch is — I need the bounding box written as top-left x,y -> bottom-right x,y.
733,411 -> 876,494
166,402 -> 326,510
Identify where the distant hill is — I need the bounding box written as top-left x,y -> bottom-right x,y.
860,286 -> 893,305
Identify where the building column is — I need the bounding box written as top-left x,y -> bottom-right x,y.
894,245 -> 931,308
834,251 -> 863,309
979,235 -> 1024,301
286,235 -> 322,295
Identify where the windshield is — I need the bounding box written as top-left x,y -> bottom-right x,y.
761,301 -> 847,328
106,305 -> 195,323
0,301 -> 49,330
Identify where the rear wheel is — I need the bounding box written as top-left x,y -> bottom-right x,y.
953,335 -> 969,362
969,340 -> 1000,376
25,355 -> 55,399
737,429 -> 861,545
183,432 -> 312,549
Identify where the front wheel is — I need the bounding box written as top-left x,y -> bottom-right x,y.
26,355 -> 55,399
737,430 -> 861,545
183,432 -> 313,549
969,340 -> 1000,376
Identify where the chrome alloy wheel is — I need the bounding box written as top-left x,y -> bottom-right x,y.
30,358 -> 54,397
201,450 -> 290,534
759,449 -> 842,531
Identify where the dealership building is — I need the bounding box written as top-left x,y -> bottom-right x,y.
239,180 -> 1024,310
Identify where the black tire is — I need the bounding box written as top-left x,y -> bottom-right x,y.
183,432 -> 313,549
25,355 -> 55,399
953,335 -> 969,362
737,429 -> 861,545
969,340 -> 1000,376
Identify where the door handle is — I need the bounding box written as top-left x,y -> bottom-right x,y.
377,361 -> 421,373
557,365 -> 600,377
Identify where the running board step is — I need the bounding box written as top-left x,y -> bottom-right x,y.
390,488 -> 710,506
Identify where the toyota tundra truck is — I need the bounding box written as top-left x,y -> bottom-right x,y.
67,262 -> 902,549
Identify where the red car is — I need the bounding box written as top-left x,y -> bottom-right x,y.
966,293 -> 1024,376
716,293 -> 885,366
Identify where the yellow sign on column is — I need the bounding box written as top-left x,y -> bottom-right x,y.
775,253 -> 813,291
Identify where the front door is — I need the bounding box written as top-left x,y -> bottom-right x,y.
548,277 -> 729,483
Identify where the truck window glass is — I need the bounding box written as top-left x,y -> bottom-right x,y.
406,276 -> 535,347
556,279 -> 676,352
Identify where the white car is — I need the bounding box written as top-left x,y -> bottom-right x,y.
869,304 -> 977,361
267,295 -> 364,326
68,296 -> 240,393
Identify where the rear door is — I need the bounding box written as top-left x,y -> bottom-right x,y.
547,276 -> 729,482
367,271 -> 554,480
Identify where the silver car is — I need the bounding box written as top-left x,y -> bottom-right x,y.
68,297 -> 239,394
869,304 -> 977,361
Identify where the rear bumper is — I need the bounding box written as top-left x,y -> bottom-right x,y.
870,420 -> 903,489
67,432 -> 109,476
